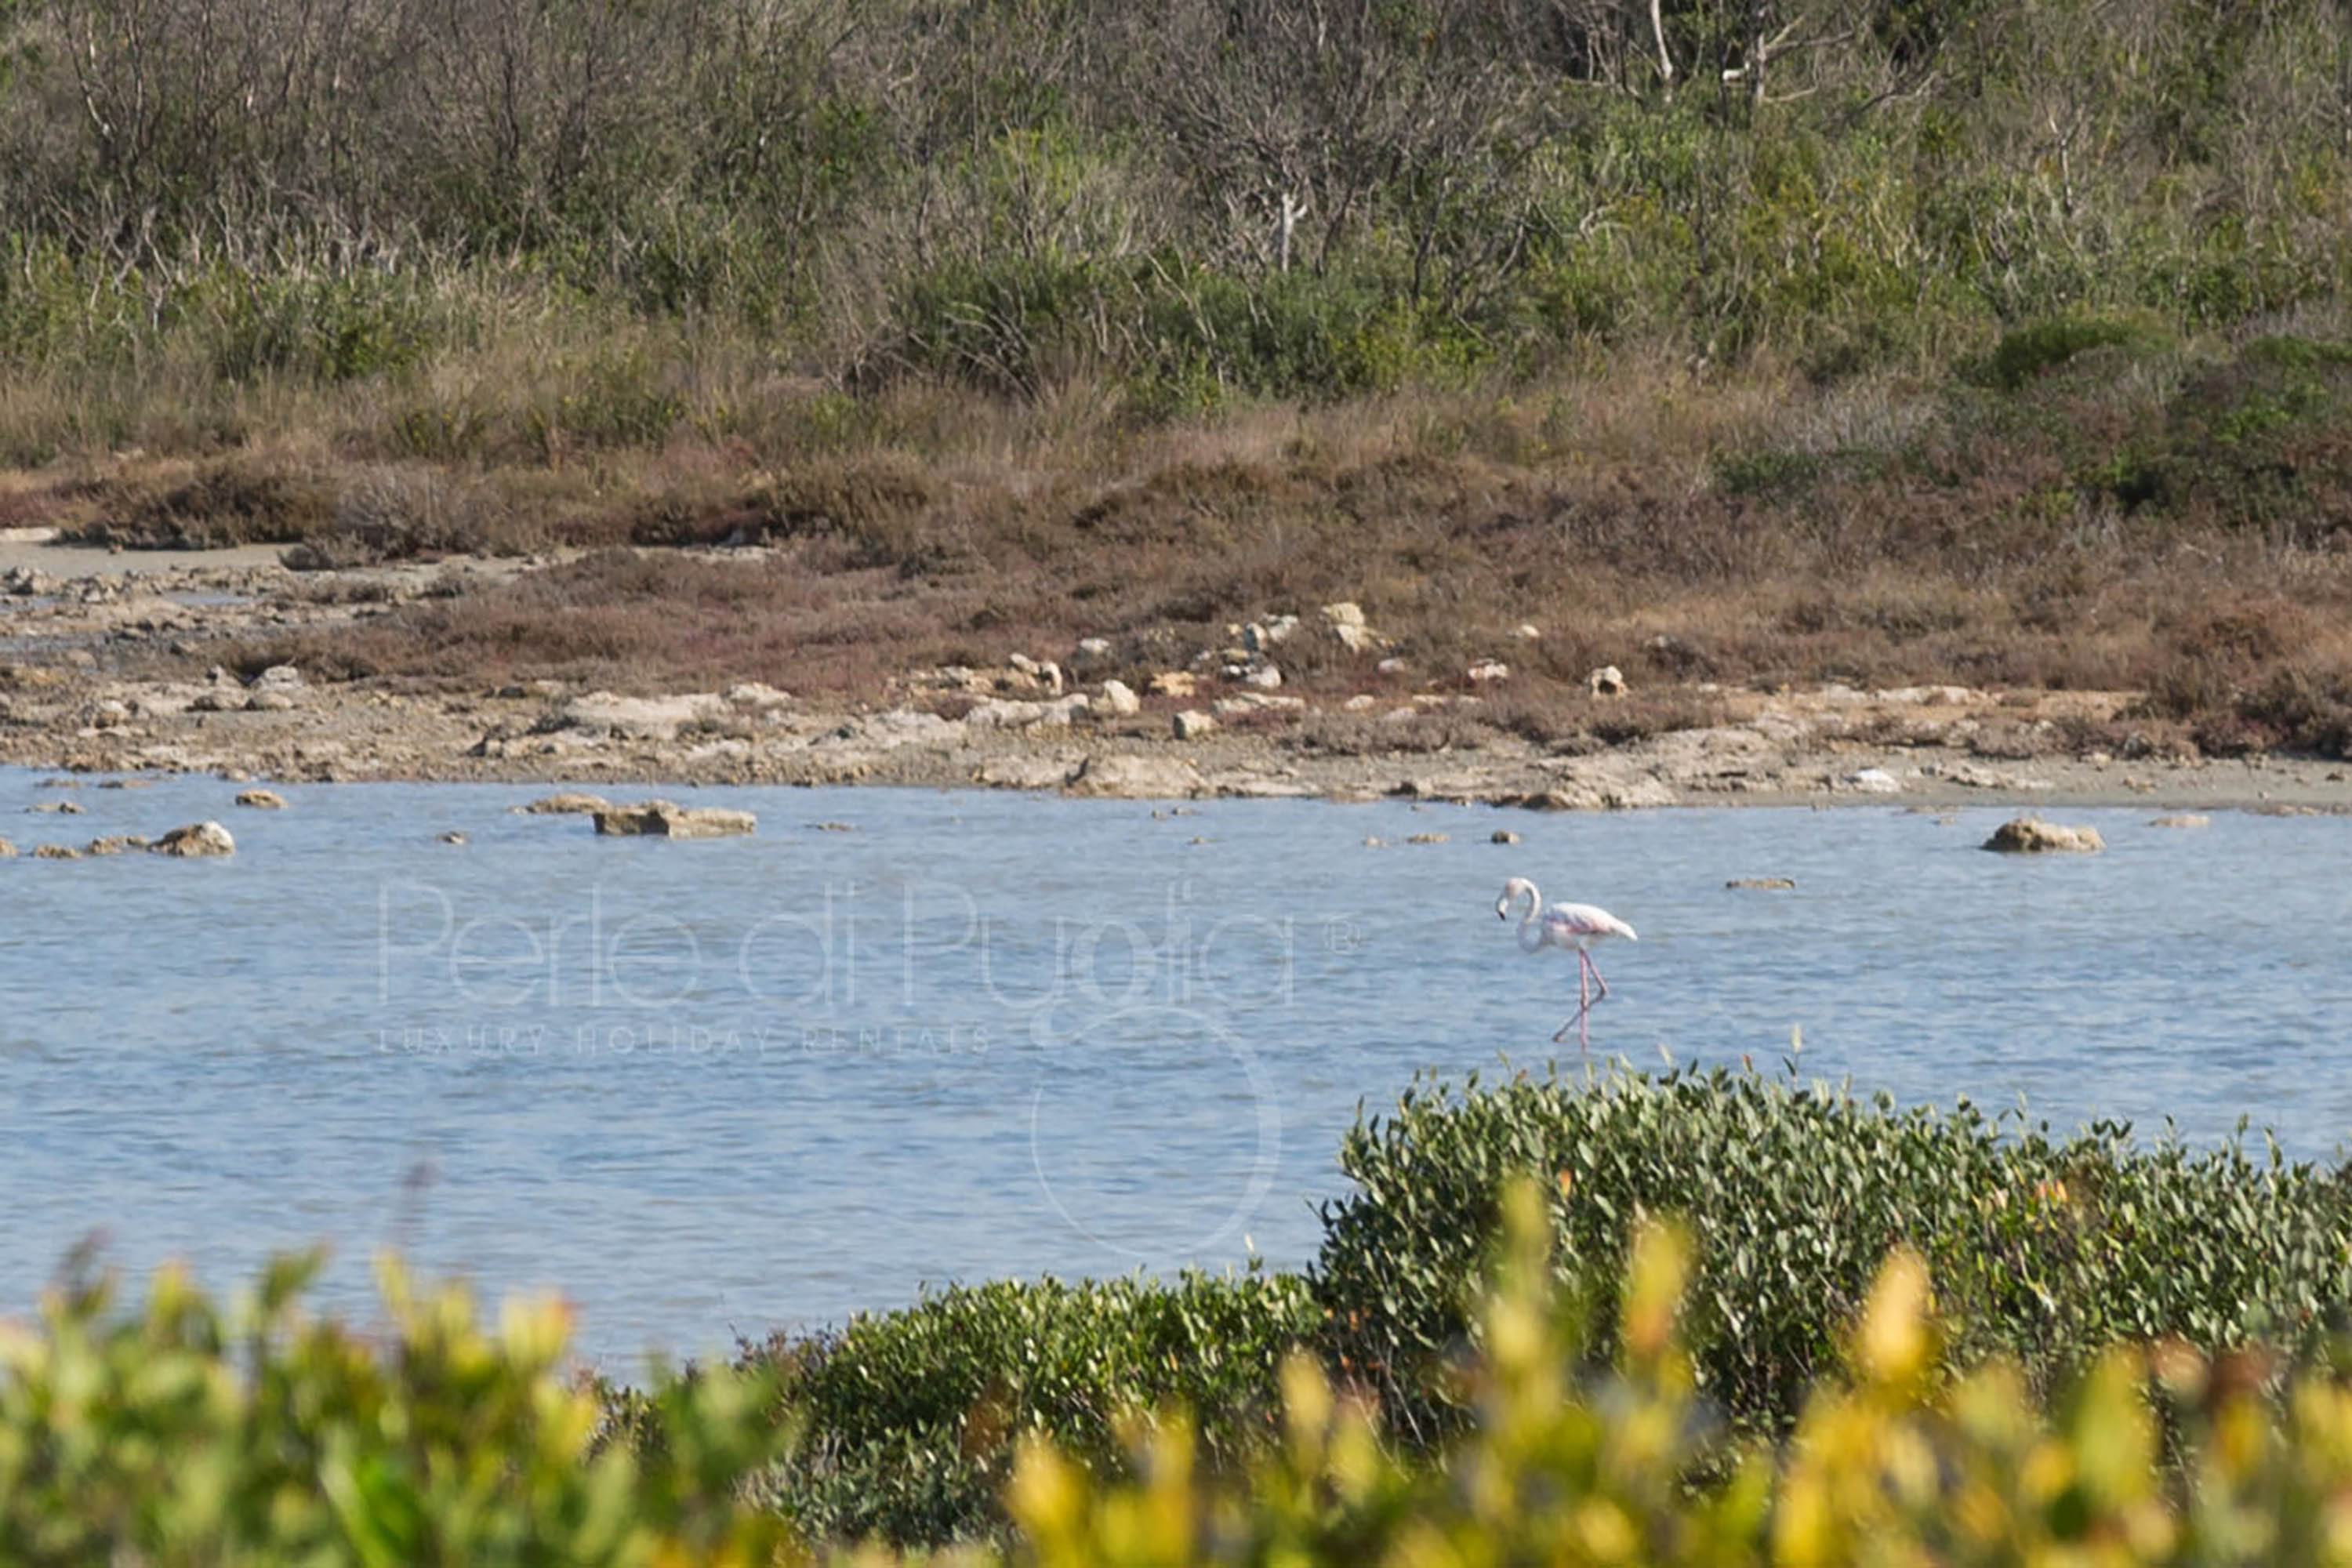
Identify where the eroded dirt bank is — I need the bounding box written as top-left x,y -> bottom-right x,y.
1,541 -> 2347,812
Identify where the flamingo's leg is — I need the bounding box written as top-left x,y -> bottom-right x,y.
1578,953 -> 1593,1048
1587,955 -> 1613,1004
1552,956 -> 1595,1046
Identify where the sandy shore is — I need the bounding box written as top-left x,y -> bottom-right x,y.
2,543 -> 2347,814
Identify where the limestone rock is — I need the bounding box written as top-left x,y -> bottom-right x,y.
1982,816 -> 2103,854
33,844 -> 80,859
1490,829 -> 1521,844
1513,776 -> 1676,811
1173,710 -> 1218,740
724,681 -> 793,710
1064,754 -> 1207,800
516,793 -> 612,815
975,755 -> 1073,790
1149,671 -> 1197,699
831,708 -> 964,750
559,691 -> 726,741
245,691 -> 296,712
1098,679 -> 1142,717
1468,660 -> 1511,683
1007,653 -> 1065,695
591,800 -> 757,839
966,693 -> 1089,729
1726,877 -> 1797,890
1587,664 -> 1627,696
234,789 -> 289,809
85,835 -> 150,855
151,821 -> 235,857
1842,767 -> 1901,794
1320,601 -> 1367,629
2150,814 -> 2212,829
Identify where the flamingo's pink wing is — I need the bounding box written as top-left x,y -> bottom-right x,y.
1548,902 -> 1636,940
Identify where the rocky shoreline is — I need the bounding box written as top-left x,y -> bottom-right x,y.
2,541 -> 2350,813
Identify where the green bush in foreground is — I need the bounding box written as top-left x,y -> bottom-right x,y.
1316,1067 -> 2352,1443
16,1070 -> 2352,1560
24,1184 -> 2352,1564
0,1253 -> 790,1566
722,1271 -> 1316,1547
665,1068 -> 2352,1545
1016,1185 -> 2352,1568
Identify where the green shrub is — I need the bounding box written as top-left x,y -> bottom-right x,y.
1314,1067 -> 2352,1444
0,1254 -> 790,1565
1014,1185 -> 2352,1568
1980,315 -> 2165,390
731,1269 -> 1316,1545
2142,334 -> 2352,539
195,269 -> 452,383
529,349 -> 688,455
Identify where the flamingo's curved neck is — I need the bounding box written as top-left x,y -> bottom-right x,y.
1513,881 -> 1546,950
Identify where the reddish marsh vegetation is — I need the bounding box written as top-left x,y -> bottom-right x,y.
158,339 -> 2352,758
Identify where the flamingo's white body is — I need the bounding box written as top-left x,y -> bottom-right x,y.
1496,876 -> 1637,1048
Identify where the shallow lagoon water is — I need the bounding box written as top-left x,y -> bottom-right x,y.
3,769 -> 2350,1367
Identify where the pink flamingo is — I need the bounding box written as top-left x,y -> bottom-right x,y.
1496,876 -> 1638,1048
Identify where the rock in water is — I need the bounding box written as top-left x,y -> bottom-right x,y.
591,800 -> 757,839
2149,814 -> 2212,829
516,793 -> 612,815
150,822 -> 235,857
1981,816 -> 2103,854
234,789 -> 288,809
1726,877 -> 1797,890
